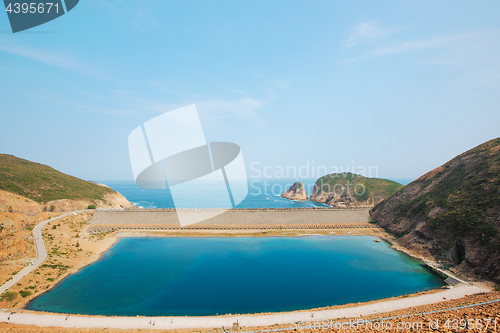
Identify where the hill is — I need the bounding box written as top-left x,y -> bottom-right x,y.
370,138 -> 500,282
0,154 -> 117,204
310,172 -> 403,207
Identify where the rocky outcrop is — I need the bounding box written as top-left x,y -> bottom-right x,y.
42,192 -> 133,212
370,138 -> 500,282
310,173 -> 402,208
99,191 -> 134,209
281,181 -> 308,201
0,190 -> 43,214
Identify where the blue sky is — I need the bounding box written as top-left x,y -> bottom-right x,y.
1,0 -> 499,182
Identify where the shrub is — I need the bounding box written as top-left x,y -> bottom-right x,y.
19,290 -> 31,298
0,291 -> 17,301
87,204 -> 96,209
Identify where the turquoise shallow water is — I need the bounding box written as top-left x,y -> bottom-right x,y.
26,236 -> 443,316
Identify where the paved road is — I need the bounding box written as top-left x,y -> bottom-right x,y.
0,283 -> 490,330
0,211 -> 86,295
0,210 -> 492,330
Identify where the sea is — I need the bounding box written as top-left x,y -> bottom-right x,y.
25,236 -> 443,316
97,178 -> 414,209
25,177 -> 433,316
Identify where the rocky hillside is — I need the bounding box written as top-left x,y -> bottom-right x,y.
310,173 -> 403,208
0,154 -> 132,213
281,181 -> 308,201
0,154 -> 132,265
370,138 -> 500,282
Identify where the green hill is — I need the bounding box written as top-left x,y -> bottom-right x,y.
0,154 -> 116,203
310,172 -> 403,206
370,138 -> 500,282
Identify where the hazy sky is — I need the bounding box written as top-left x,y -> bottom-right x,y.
1,1 -> 499,181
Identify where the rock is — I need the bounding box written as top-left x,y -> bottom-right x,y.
281,181 -> 308,201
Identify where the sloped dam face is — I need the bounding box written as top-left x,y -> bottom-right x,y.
26,236 -> 444,316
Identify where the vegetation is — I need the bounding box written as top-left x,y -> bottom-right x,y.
87,204 -> 96,209
0,154 -> 116,203
18,290 -> 31,298
371,138 -> 500,281
0,291 -> 17,301
391,138 -> 500,242
313,172 -> 403,202
41,263 -> 70,271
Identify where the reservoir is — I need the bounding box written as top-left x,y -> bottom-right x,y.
26,236 -> 444,316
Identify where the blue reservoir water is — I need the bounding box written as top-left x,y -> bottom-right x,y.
26,236 -> 443,316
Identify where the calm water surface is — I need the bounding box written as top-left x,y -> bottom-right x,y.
26,236 -> 443,316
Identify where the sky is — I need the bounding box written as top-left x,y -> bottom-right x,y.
1,0 -> 499,182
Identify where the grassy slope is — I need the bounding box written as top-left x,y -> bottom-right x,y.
370,138 -> 500,281
0,154 -> 115,203
385,138 -> 500,245
313,172 -> 403,201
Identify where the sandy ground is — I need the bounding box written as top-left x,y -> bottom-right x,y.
89,209 -> 370,225
1,208 -> 497,332
0,284 -> 493,331
0,212 -> 118,309
113,228 -> 383,238
0,212 -> 65,293
1,209 -> 375,312
1,294 -> 498,333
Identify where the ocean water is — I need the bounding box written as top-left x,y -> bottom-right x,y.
99,179 -> 331,209
26,236 -> 443,316
98,177 -> 413,210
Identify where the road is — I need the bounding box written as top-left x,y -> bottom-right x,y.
0,283 -> 491,330
0,211 -> 86,295
0,210 -> 493,330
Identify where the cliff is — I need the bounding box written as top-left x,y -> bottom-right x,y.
281,181 -> 308,201
370,138 -> 500,282
310,172 -> 403,208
